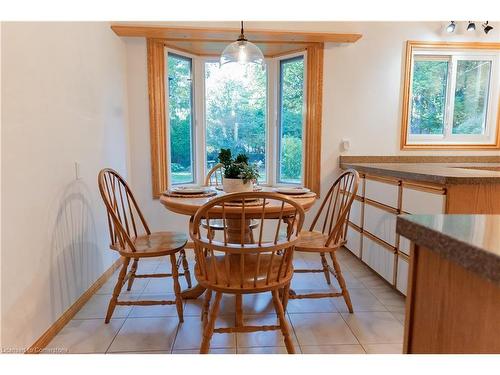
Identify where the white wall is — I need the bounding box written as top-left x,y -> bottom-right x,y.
122,21 -> 500,233
1,22 -> 129,350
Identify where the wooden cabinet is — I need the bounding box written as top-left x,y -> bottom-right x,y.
346,224 -> 362,257
396,257 -> 409,295
349,198 -> 363,227
363,203 -> 397,246
398,235 -> 411,256
362,234 -> 395,283
402,184 -> 446,214
365,177 -> 399,208
343,172 -> 449,297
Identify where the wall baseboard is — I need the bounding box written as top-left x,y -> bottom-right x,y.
26,257 -> 123,354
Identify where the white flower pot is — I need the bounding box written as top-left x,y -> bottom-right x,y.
222,178 -> 253,193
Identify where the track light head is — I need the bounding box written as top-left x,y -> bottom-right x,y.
483,21 -> 493,34
446,21 -> 456,33
467,21 -> 476,31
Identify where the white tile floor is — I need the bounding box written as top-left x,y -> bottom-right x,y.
45,248 -> 405,354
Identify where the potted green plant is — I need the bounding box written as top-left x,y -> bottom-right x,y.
217,148 -> 260,193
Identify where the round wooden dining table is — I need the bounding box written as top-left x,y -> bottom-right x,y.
160,187 -> 317,299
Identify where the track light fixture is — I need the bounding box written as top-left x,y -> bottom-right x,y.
467,21 -> 476,31
446,21 -> 456,33
483,21 -> 493,34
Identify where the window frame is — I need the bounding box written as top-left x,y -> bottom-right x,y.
276,53 -> 307,185
147,38 -> 324,198
401,41 -> 500,150
165,50 -> 197,185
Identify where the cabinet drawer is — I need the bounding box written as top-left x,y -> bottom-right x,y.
365,178 -> 399,208
346,225 -> 362,257
402,187 -> 446,214
349,199 -> 363,227
358,177 -> 365,197
396,257 -> 409,296
399,235 -> 411,255
364,203 -> 397,246
362,234 -> 395,283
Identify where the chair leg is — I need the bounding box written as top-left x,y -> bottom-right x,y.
320,253 -> 332,285
202,289 -> 212,326
235,294 -> 243,327
200,292 -> 222,354
180,249 -> 192,289
271,290 -> 295,354
105,257 -> 130,323
282,282 -> 291,312
170,253 -> 184,323
126,258 -> 139,291
329,251 -> 353,313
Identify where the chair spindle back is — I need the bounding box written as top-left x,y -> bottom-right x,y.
204,163 -> 224,187
98,168 -> 150,252
190,192 -> 305,291
309,169 -> 359,248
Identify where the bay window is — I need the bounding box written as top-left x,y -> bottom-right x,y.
146,38 -> 323,198
165,49 -> 306,187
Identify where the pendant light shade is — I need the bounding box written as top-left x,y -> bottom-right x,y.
220,21 -> 265,69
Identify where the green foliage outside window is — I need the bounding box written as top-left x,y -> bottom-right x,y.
410,60 -> 448,135
410,57 -> 491,137
168,54 -> 306,185
168,54 -> 194,184
279,57 -> 304,183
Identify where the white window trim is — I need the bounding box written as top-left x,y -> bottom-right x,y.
407,48 -> 500,146
165,47 -> 307,187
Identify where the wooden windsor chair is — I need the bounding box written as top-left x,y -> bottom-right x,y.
204,163 -> 224,187
287,169 -> 359,313
202,163 -> 259,240
190,192 -> 305,354
98,168 -> 192,323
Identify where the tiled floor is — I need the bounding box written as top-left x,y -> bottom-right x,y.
45,248 -> 405,354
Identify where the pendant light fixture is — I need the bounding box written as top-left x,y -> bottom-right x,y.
220,21 -> 265,69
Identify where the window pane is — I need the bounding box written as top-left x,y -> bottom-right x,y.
205,62 -> 267,182
410,59 -> 448,135
452,60 -> 491,135
278,56 -> 304,184
168,53 -> 194,184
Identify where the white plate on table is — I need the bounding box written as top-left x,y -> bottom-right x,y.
171,186 -> 213,194
272,186 -> 310,195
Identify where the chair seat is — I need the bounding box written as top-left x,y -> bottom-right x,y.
295,230 -> 338,252
111,231 -> 187,258
201,218 -> 260,231
195,253 -> 292,292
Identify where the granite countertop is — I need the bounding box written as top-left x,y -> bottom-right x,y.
397,215 -> 500,286
339,156 -> 500,185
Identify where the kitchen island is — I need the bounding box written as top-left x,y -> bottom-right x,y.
397,214 -> 500,353
339,156 -> 500,296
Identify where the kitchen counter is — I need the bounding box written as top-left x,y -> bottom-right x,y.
339,155 -> 500,298
396,214 -> 500,353
339,156 -> 500,185
397,215 -> 500,286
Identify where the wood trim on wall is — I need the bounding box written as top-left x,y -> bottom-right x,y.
26,257 -> 123,354
400,40 -> 500,151
304,43 -> 324,196
147,39 -> 169,198
111,25 -> 362,44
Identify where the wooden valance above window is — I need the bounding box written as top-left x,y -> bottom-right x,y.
112,25 -> 362,198
112,25 -> 361,57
